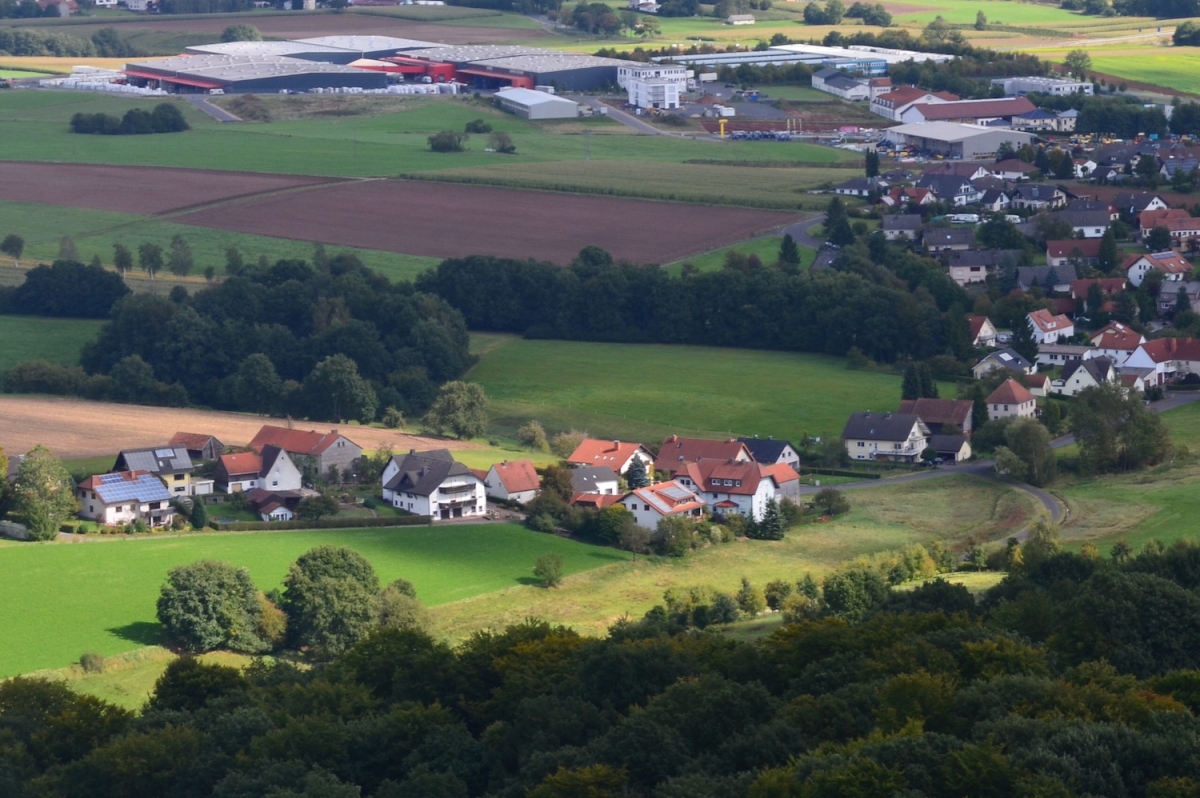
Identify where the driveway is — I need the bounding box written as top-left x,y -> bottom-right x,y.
184,95 -> 240,124
578,96 -> 673,137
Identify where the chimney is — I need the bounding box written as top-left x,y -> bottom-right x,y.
613,440 -> 620,449
410,449 -> 416,455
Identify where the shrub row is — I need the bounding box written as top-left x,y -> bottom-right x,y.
213,515 -> 432,532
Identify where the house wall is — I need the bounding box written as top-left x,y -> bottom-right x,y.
989,398 -> 1036,420
262,454 -> 303,492
316,437 -> 363,480
224,476 -> 259,493
484,467 -> 538,503
844,424 -> 927,462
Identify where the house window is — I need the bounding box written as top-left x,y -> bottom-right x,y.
857,441 -> 865,447
174,474 -> 184,481
272,481 -> 278,487
894,443 -> 902,450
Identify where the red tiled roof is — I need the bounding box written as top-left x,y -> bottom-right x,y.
987,378 -> 1035,405
1050,297 -> 1077,316
877,86 -> 960,106
886,187 -> 933,203
654,436 -> 751,475
908,97 -> 1035,121
1134,337 -> 1200,363
1047,239 -> 1102,259
571,492 -> 623,509
219,452 -> 262,477
1070,278 -> 1126,298
896,398 -> 972,426
1027,374 -> 1050,388
470,468 -> 489,482
567,439 -> 649,469
760,462 -> 800,484
1029,308 -> 1073,333
1139,208 -> 1191,229
168,431 -> 216,451
1090,321 -> 1144,351
680,458 -> 766,496
249,425 -> 357,456
490,460 -> 540,494
79,469 -> 152,490
1123,252 -> 1192,275
968,315 -> 992,341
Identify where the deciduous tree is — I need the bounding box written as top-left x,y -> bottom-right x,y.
424,381 -> 489,439
517,420 -> 549,452
166,234 -> 193,277
533,552 -> 565,588
156,560 -> 271,653
11,445 -> 77,541
1,233 -> 23,267
281,546 -> 381,657
303,354 -> 377,424
137,242 -> 163,279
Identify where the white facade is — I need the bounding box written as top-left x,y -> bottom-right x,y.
992,76 -> 1093,96
483,462 -> 540,504
78,497 -> 173,526
1054,362 -> 1116,397
617,62 -> 688,90
618,481 -> 705,528
260,505 -> 295,522
681,475 -> 775,521
627,77 -> 680,109
844,424 -> 928,462
381,463 -> 486,521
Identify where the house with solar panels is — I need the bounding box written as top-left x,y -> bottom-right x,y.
77,471 -> 176,527
113,446 -> 209,497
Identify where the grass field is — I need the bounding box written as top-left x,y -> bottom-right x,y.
0,200 -> 439,284
431,475 -> 1037,639
0,315 -> 102,373
0,523 -> 627,678
468,336 -> 937,444
667,234 -> 815,275
0,69 -> 45,78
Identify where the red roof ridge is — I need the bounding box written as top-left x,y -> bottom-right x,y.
987,378 -> 1034,405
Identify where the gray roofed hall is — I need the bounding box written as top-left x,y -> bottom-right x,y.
841,412 -> 929,442
383,449 -> 473,496
113,446 -> 194,475
570,465 -> 621,494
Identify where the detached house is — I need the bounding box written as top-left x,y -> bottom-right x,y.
215,446 -> 302,494
882,214 -> 924,242
249,425 -> 363,482
570,465 -> 622,509
992,159 -> 1039,181
167,432 -> 224,462
77,471 -> 175,527
973,348 -> 1035,379
1048,209 -> 1111,239
1028,308 -> 1075,345
841,411 -> 930,463
1046,239 -> 1102,269
1054,357 -> 1117,397
925,228 -> 975,253
968,315 -> 998,348
382,449 -> 486,520
112,446 -> 200,497
916,174 -> 981,207
1125,337 -> 1200,385
1123,251 -> 1192,287
1090,321 -> 1146,365
567,439 -> 654,475
673,459 -> 800,521
1011,185 -> 1066,211
881,186 -> 936,208
483,460 -> 540,504
653,436 -> 751,479
1017,264 -> 1077,294
619,481 -> 706,529
897,398 -> 974,436
987,378 -> 1036,420
738,436 -> 801,470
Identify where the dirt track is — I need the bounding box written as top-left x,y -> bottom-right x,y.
176,179 -> 801,265
0,163 -> 339,215
0,396 -> 477,459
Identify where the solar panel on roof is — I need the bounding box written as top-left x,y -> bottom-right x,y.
99,473 -> 123,484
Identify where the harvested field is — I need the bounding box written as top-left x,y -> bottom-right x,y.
38,12 -> 548,45
0,396 -> 479,459
0,162 -> 340,215
174,179 -> 801,264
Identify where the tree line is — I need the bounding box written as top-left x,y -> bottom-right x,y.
5,535 -> 1200,796
1068,0 -> 1200,17
70,104 -> 190,136
415,238 -> 970,366
0,26 -> 143,58
1,251 -> 474,423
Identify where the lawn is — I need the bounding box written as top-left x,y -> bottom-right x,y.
431,475 -> 1037,639
468,336 -> 942,444
0,315 -> 103,373
667,234 -> 815,275
0,69 -> 45,78
0,523 -> 628,678
0,200 -> 440,284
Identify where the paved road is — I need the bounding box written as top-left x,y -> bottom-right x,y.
578,96 -> 673,137
780,215 -> 825,250
185,95 -> 240,124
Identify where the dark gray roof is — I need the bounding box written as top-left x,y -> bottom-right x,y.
738,436 -> 797,463
841,412 -> 928,442
570,465 -> 620,493
1113,192 -> 1162,212
1048,209 -> 1112,228
979,188 -> 1009,205
1062,356 -> 1114,384
929,434 -> 969,453
882,214 -> 923,231
114,446 -> 193,475
1018,263 -> 1078,288
383,449 -> 472,496
1066,200 -> 1112,213
916,174 -> 973,198
825,73 -> 863,91
977,347 -> 1032,372
882,168 -> 916,182
926,228 -> 975,246
949,249 -> 1022,267
836,176 -> 885,192
260,445 -> 288,477
1012,184 -> 1061,201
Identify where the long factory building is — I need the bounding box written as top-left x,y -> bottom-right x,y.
124,35 -> 632,94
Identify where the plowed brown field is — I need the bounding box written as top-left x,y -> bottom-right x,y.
175,179 -> 800,264
0,396 -> 476,459
0,162 -> 340,215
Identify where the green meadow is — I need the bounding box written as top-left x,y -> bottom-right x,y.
0,315 -> 102,373
0,523 -> 627,677
468,336 -> 927,444
0,200 -> 439,284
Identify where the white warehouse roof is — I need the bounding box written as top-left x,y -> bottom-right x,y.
887,121 -> 1033,143
494,87 -> 579,109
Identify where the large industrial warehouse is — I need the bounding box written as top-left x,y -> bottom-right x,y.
125,35 -> 629,94
884,122 -> 1037,160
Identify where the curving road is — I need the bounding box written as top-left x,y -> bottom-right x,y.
184,95 -> 240,124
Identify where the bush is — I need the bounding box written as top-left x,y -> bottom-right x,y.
70,103 -> 189,136
79,652 -> 105,674
464,118 -> 492,134
428,130 -> 467,152
763,579 -> 793,610
534,552 -> 565,588
812,487 -> 850,516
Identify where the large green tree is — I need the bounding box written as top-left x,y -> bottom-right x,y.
233,353 -> 284,416
1011,316 -> 1038,363
281,546 -> 381,657
424,381 -> 489,440
166,234 -> 193,277
11,445 -> 78,541
1071,382 -> 1171,473
156,560 -> 271,654
302,354 -> 377,424
994,417 -> 1056,487
1,233 -> 23,267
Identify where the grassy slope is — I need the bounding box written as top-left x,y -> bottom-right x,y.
432,475 -> 1037,639
0,315 -> 102,372
0,523 -> 627,677
666,235 -> 815,275
0,200 -> 439,284
468,336 -> 936,443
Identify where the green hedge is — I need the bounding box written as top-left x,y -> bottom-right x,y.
805,467 -> 882,480
214,515 -> 432,532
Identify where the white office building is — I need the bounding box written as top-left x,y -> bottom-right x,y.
627,76 -> 680,109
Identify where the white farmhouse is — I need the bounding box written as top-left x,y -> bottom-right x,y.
215,445 -> 302,494
1027,308 -> 1075,345
987,378 -> 1036,420
841,411 -> 930,463
382,449 -> 486,521
77,471 -> 176,527
483,459 -> 540,504
672,458 -> 800,521
619,481 -> 707,528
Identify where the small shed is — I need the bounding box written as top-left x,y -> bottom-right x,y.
494,87 -> 579,120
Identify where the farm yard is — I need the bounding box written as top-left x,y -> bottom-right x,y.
0,523 -> 627,678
